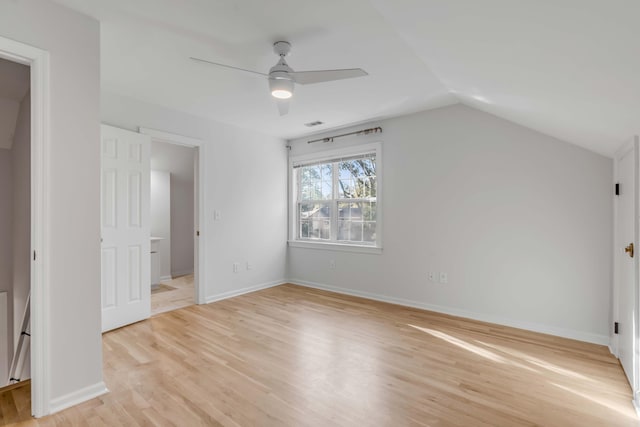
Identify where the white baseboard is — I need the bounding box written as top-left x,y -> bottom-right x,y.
171,269 -> 194,277
288,279 -> 610,346
159,275 -> 172,282
205,279 -> 285,304
49,381 -> 108,414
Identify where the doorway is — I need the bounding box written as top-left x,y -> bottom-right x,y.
150,141 -> 197,315
0,57 -> 31,393
140,127 -> 207,311
0,35 -> 49,418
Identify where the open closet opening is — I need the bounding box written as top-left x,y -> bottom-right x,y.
0,57 -> 31,401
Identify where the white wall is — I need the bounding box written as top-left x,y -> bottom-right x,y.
171,176 -> 194,276
0,0 -> 103,409
150,170 -> 171,280
102,92 -> 288,299
12,90 -> 30,381
0,149 -> 11,382
288,104 -> 613,345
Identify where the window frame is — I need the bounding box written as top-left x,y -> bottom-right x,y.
288,142 -> 383,254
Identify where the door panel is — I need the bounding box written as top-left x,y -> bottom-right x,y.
616,139 -> 638,389
101,248 -> 117,309
101,124 -> 151,332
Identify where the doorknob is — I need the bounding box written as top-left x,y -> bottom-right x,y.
625,243 -> 634,258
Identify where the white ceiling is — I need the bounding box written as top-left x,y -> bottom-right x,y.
53,0 -> 640,156
0,58 -> 29,150
151,141 -> 195,183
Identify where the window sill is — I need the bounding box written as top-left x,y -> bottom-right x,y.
287,240 -> 383,255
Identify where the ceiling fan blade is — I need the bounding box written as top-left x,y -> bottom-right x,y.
291,68 -> 368,85
276,99 -> 290,116
189,57 -> 268,77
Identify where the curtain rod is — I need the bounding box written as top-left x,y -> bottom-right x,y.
307,126 -> 382,144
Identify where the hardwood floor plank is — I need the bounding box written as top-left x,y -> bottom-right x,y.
2,283 -> 638,426
151,274 -> 195,316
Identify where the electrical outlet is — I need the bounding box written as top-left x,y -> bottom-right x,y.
329,260 -> 336,269
439,272 -> 448,284
246,261 -> 253,270
428,272 -> 436,282
233,262 -> 240,273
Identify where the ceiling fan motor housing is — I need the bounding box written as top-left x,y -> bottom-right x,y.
273,41 -> 291,57
269,58 -> 295,84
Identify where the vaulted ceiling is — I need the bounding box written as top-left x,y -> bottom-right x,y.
53,0 -> 640,156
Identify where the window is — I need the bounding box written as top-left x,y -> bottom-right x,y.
290,143 -> 381,251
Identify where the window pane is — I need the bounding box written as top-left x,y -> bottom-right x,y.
337,220 -> 349,241
350,222 -> 363,242
338,157 -> 376,199
363,222 -> 376,243
298,202 -> 331,240
337,201 -> 376,244
363,201 -> 376,221
300,163 -> 332,200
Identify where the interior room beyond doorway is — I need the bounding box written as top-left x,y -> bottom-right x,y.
150,140 -> 196,315
0,56 -> 30,392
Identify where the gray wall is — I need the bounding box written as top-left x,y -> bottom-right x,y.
171,175 -> 194,276
288,104 -> 613,344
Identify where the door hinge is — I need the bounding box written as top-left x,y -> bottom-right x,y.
615,183 -> 620,196
33,251 -> 36,261
196,230 -> 200,236
615,322 -> 619,334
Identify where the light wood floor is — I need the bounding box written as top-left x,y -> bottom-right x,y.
151,274 -> 194,316
1,284 -> 637,426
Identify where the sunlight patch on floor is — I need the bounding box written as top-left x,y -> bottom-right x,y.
550,382 -> 637,420
408,324 -> 508,364
478,340 -> 596,382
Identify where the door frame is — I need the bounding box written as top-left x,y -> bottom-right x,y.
613,136 -> 640,411
0,37 -> 50,417
139,127 -> 207,305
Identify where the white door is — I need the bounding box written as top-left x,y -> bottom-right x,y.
615,138 -> 638,389
101,125 -> 151,332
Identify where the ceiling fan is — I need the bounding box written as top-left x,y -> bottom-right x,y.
190,41 -> 368,116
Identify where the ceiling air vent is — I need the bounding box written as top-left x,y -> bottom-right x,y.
304,121 -> 324,127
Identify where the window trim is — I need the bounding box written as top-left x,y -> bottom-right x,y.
288,142 -> 383,252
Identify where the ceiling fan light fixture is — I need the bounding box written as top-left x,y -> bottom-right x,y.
270,77 -> 293,99
272,89 -> 292,99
